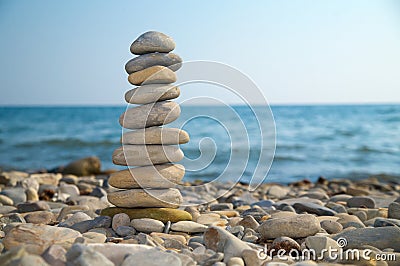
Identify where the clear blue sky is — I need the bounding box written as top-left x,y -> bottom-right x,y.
1,0 -> 399,105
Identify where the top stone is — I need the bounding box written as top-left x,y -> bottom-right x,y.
130,31 -> 175,55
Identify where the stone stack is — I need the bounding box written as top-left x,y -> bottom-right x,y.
102,31 -> 192,222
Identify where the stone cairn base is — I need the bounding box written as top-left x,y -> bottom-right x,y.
101,31 -> 192,222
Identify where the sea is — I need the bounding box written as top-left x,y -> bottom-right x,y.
0,104 -> 399,184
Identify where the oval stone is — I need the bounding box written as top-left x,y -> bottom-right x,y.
130,31 -> 175,55
119,101 -> 180,129
107,188 -> 182,208
125,84 -> 180,104
122,127 -> 189,145
108,164 -> 185,189
128,66 -> 177,85
100,207 -> 192,223
112,145 -> 184,166
125,53 -> 182,74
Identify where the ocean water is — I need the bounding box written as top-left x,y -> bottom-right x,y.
0,104 -> 399,183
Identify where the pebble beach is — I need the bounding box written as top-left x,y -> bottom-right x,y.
0,160 -> 399,265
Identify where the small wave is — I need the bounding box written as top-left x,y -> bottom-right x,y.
385,116 -> 400,122
276,144 -> 305,150
355,145 -> 397,154
274,155 -> 305,162
15,138 -> 118,148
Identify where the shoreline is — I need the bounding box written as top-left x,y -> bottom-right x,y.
0,164 -> 399,265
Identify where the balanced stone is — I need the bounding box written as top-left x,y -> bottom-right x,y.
130,31 -> 175,55
125,84 -> 180,104
128,66 -> 176,85
122,127 -> 189,145
112,145 -> 184,166
108,164 -> 185,189
125,53 -> 182,74
107,188 -> 182,208
119,101 -> 180,129
100,207 -> 192,223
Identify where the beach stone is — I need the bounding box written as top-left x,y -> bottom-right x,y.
126,85 -> 180,106
320,220 -> 343,234
271,236 -> 301,253
17,201 -> 50,213
210,203 -> 234,211
305,236 -> 340,260
26,187 -> 39,201
131,218 -> 165,233
107,188 -> 182,208
171,221 -> 207,233
258,214 -> 321,239
119,101 -> 180,129
237,215 -> 259,230
347,196 -> 376,208
121,246 -> 181,266
293,202 -> 337,216
24,211 -> 54,225
0,249 -> 50,266
325,202 -> 347,213
0,206 -> 17,214
329,194 -> 353,202
113,145 -> 184,166
266,185 -> 289,199
333,226 -> 400,251
59,183 -> 80,198
151,232 -> 186,244
30,173 -> 62,186
115,225 -> 136,237
130,31 -> 175,55
61,156 -> 101,176
0,171 -> 28,186
42,244 -> 67,266
0,213 -> 26,226
128,66 -> 177,85
1,188 -> 26,204
57,205 -> 91,221
58,212 -> 92,227
227,257 -> 244,266
388,202 -> 400,219
335,213 -> 365,228
109,164 -> 184,189
0,195 -> 13,206
81,232 -> 107,243
86,243 -> 152,265
3,223 -> 81,254
301,191 -> 329,200
251,200 -> 275,209
242,249 -> 266,266
123,127 -> 189,145
70,216 -> 111,233
204,226 -> 252,262
196,213 -> 222,225
66,243 -> 114,266
276,197 -> 323,206
101,207 -> 192,222
374,217 -> 400,227
112,213 -> 130,231
125,52 -> 182,73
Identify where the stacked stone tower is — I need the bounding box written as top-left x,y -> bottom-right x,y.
102,31 -> 192,222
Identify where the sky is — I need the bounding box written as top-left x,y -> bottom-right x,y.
0,0 -> 400,105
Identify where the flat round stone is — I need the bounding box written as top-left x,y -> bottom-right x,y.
107,188 -> 182,208
125,53 -> 182,74
112,145 -> 184,166
125,84 -> 180,104
128,66 -> 176,86
108,164 -> 185,189
130,31 -> 175,55
119,101 -> 180,129
100,207 -> 192,223
122,127 -> 189,145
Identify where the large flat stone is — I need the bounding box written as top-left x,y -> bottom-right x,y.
119,101 -> 180,129
112,145 -> 184,166
108,164 -> 185,189
125,53 -> 182,73
128,66 -> 176,85
107,188 -> 182,208
100,207 -> 192,222
122,127 -> 189,145
130,31 -> 175,55
125,84 -> 180,104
